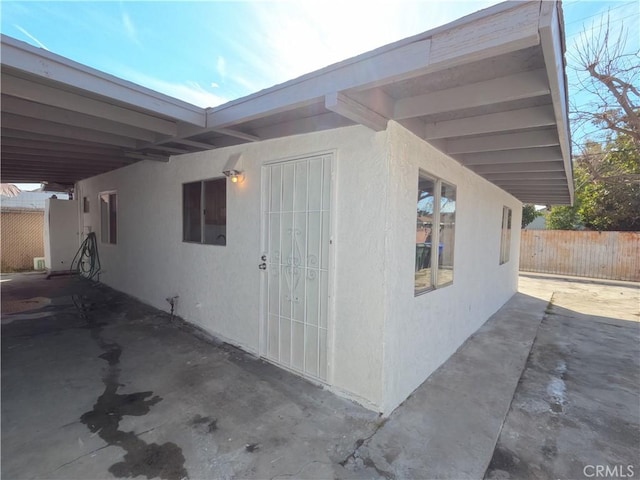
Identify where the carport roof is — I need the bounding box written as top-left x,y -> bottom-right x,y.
0,0 -> 573,204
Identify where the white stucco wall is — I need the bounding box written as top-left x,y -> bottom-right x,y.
380,122 -> 522,413
76,126 -> 388,409
75,122 -> 521,414
44,198 -> 79,272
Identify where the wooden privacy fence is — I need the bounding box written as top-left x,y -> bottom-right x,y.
1,208 -> 45,271
520,230 -> 640,282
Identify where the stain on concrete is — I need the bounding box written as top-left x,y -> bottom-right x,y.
486,446 -> 529,479
2,296 -> 52,314
362,457 -> 396,480
382,448 -> 400,465
541,442 -> 557,459
190,414 -> 218,433
77,294 -> 188,480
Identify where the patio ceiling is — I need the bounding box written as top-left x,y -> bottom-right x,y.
0,0 -> 572,204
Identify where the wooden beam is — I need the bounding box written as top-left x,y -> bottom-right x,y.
1,75 -> 179,136
483,171 -> 566,181
211,128 -> 260,142
1,171 -> 95,183
517,198 -> 570,205
428,2 -> 540,70
456,147 -> 563,166
445,129 -> 560,154
394,69 -> 549,120
2,35 -> 205,126
1,165 -> 113,175
520,197 -> 569,201
0,165 -> 104,175
325,92 -> 388,131
2,96 -> 161,142
2,113 -> 138,148
493,179 -> 567,186
514,196 -> 568,201
515,190 -> 569,195
138,144 -> 191,155
205,39 -> 433,129
425,106 -> 557,140
1,153 -> 130,165
1,149 -> 129,165
1,137 -> 125,156
136,123 -> 221,150
123,152 -> 170,162
254,112 -> 352,140
505,186 -> 569,193
349,88 -> 395,119
1,128 -> 122,149
205,2 -> 540,130
172,138 -> 217,150
470,161 -> 565,175
539,1 -> 574,204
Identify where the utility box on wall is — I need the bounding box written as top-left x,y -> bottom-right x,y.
44,199 -> 78,272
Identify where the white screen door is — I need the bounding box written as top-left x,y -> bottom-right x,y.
262,154 -> 332,381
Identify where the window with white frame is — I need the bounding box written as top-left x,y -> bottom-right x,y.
183,178 -> 226,245
500,206 -> 512,264
99,191 -> 117,244
415,172 -> 456,295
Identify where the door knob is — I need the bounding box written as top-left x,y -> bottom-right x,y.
259,263 -> 267,270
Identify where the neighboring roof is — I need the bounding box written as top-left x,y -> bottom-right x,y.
0,0 -> 573,204
1,190 -> 69,210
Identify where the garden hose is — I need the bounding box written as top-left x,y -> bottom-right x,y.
70,232 -> 102,280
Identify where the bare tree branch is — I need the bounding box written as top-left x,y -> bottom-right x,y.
570,13 -> 640,149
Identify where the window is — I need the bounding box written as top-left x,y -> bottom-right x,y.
500,206 -> 512,264
83,196 -> 90,213
415,173 -> 456,295
99,192 -> 117,244
183,178 -> 226,245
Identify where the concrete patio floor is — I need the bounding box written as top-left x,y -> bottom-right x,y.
486,275 -> 640,480
1,272 -> 638,479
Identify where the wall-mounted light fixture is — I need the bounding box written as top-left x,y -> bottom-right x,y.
223,169 -> 244,184
222,153 -> 244,184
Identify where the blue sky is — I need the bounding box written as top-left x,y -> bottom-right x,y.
1,0 -> 638,191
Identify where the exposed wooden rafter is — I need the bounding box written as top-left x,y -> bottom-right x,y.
0,1 -> 573,204
325,92 -> 388,132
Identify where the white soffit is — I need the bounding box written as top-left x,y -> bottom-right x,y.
0,0 -> 572,204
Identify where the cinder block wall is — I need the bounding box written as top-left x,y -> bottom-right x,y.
1,209 -> 45,271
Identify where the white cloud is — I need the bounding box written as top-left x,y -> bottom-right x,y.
148,78 -> 228,108
236,0 -> 495,90
122,11 -> 140,46
114,67 -> 228,108
217,56 -> 227,78
13,24 -> 49,50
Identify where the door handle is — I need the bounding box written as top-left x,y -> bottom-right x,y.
259,263 -> 267,270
